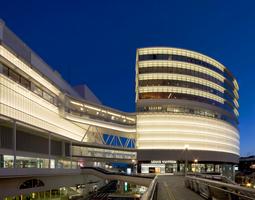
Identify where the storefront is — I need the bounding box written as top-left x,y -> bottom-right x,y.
0,155 -> 76,169
140,160 -> 177,174
139,160 -> 234,179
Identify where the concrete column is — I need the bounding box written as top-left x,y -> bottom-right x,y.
62,141 -> 65,157
13,120 -> 16,168
0,154 -> 4,168
184,148 -> 188,176
70,141 -> 72,169
48,132 -> 51,168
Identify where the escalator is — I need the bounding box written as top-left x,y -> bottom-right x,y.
87,180 -> 118,200
81,167 -> 153,187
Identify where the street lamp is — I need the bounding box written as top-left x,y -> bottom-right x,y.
194,159 -> 198,175
184,144 -> 189,176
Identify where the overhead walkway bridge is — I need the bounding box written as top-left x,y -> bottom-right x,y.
2,167 -> 255,199
0,167 -> 153,198
142,174 -> 255,200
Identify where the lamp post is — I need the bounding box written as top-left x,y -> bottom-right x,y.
194,159 -> 198,175
184,144 -> 189,176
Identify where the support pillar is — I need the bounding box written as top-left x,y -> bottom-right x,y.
13,120 -> 16,168
70,141 -> 72,169
62,141 -> 65,157
48,132 -> 51,168
184,148 -> 188,176
0,154 -> 3,168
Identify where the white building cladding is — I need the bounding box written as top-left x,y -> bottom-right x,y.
0,21 -> 136,139
0,20 -> 136,169
136,47 -> 239,163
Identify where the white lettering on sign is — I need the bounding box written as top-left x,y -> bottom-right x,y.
162,160 -> 176,164
151,160 -> 161,164
151,160 -> 176,164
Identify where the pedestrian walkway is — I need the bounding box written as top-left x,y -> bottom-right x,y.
157,175 -> 203,200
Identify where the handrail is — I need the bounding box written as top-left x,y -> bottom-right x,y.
185,175 -> 255,200
141,175 -> 158,200
81,167 -> 154,179
187,172 -> 236,184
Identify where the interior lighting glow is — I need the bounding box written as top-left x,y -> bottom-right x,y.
108,111 -> 121,117
139,73 -> 225,93
84,104 -> 101,112
66,114 -> 136,133
138,61 -> 225,82
233,79 -> 239,90
137,47 -> 225,71
70,101 -> 83,107
126,117 -> 135,122
139,86 -> 224,104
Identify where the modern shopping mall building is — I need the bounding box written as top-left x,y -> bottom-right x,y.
0,20 -> 239,178
135,48 -> 239,177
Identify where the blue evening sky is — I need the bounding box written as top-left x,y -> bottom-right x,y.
1,0 -> 254,155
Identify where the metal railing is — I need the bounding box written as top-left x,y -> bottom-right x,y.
141,176 -> 158,200
81,167 -> 153,179
185,175 -> 255,200
186,172 -> 236,184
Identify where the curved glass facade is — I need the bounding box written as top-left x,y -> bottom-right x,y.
138,66 -> 237,97
136,47 -> 240,158
138,79 -> 236,109
136,48 -> 239,122
138,53 -> 235,83
139,92 -> 236,118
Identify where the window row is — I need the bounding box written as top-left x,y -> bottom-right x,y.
1,63 -> 57,105
138,53 -> 234,83
66,107 -> 135,126
137,105 -> 238,127
138,92 -> 236,116
138,66 -> 236,96
138,79 -> 237,109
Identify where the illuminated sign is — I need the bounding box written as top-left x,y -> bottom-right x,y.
151,160 -> 176,164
